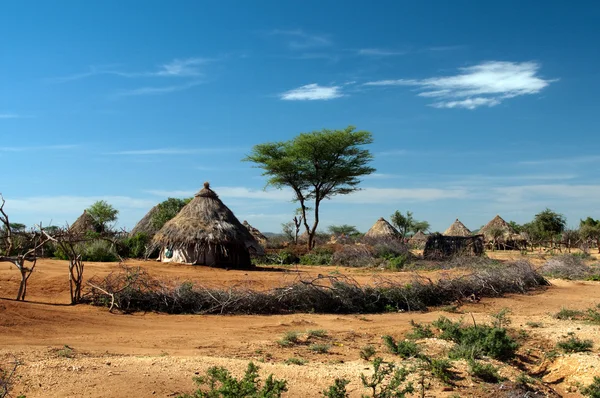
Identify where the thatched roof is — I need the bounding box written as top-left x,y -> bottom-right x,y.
409,230 -> 428,242
242,220 -> 268,246
479,215 -> 518,241
130,205 -> 159,238
69,210 -> 99,235
152,183 -> 263,254
443,219 -> 472,237
364,217 -> 400,239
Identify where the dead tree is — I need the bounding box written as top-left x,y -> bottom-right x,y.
292,215 -> 303,244
44,228 -> 87,304
0,194 -> 51,301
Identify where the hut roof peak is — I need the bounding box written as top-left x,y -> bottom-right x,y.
195,181 -> 218,198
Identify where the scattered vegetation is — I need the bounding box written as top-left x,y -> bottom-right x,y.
360,357 -> 414,398
467,360 -> 503,383
406,320 -> 434,339
284,357 -> 307,366
277,331 -> 300,347
57,345 -> 75,358
321,378 -> 349,398
0,357 -> 21,398
526,321 -> 543,328
556,334 -> 593,353
539,254 -> 591,280
307,329 -> 328,338
308,343 -> 331,354
381,336 -> 421,358
360,345 -> 376,361
581,376 -> 600,398
428,358 -> 455,384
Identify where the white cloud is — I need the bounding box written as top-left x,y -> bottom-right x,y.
358,48 -> 406,56
0,113 -> 22,119
339,187 -> 467,203
519,155 -> 600,166
280,83 -> 343,101
491,184 -> 600,203
107,147 -> 243,156
155,58 -> 207,77
270,29 -> 332,49
114,80 -> 203,97
0,144 -> 78,152
364,61 -> 554,109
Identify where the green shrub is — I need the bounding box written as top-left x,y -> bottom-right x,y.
468,360 -> 503,383
284,357 -> 307,366
556,335 -> 593,353
277,331 -> 300,347
360,345 -> 376,361
177,362 -> 287,398
307,329 -> 328,338
322,378 -> 349,398
381,336 -> 421,358
555,308 -> 585,320
309,343 -> 331,353
119,232 -> 150,259
581,376 -> 600,398
429,358 -> 454,384
360,357 -> 414,398
300,247 -> 333,266
406,320 -> 434,339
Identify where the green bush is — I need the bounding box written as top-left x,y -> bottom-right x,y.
119,232 -> 150,259
55,239 -> 119,262
284,357 -> 307,366
382,336 -> 421,358
300,249 -> 333,265
322,378 -> 349,398
277,331 -> 300,347
360,357 -> 414,398
360,345 -> 376,361
406,320 -> 434,339
581,376 -> 600,398
308,343 -> 331,354
429,358 -> 454,384
177,362 -> 287,398
556,335 -> 593,353
468,360 -> 503,383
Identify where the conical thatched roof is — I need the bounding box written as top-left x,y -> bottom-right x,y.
443,219 -> 472,237
409,230 -> 428,242
152,182 -> 263,254
364,217 -> 400,239
130,205 -> 159,238
479,215 -> 517,241
69,210 -> 99,235
242,220 -> 268,246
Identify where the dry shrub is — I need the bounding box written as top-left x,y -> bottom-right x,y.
331,245 -> 376,267
539,254 -> 590,280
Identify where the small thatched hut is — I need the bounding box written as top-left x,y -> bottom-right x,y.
364,217 -> 400,240
479,215 -> 523,249
130,205 -> 160,239
151,182 -> 263,267
443,219 -> 472,237
423,233 -> 484,260
69,210 -> 99,235
242,220 -> 268,247
409,230 -> 428,248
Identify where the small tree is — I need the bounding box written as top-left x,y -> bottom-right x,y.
328,224 -> 360,236
151,197 -> 192,230
86,200 -> 119,232
527,208 -> 567,248
390,211 -> 429,239
245,126 -> 375,250
580,217 -> 600,253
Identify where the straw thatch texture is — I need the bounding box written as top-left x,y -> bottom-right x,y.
69,210 -> 99,235
409,230 -> 428,248
130,205 -> 159,238
152,182 -> 263,267
242,220 -> 268,247
364,217 -> 400,239
424,233 -> 484,260
443,219 -> 472,237
479,215 -> 524,249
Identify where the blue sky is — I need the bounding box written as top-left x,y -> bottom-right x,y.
1,0 -> 599,233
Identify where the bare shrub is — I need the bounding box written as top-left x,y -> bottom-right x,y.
539,254 -> 590,280
86,260 -> 548,315
331,245 -> 375,267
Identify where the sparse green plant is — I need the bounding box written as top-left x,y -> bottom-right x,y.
307,329 -> 328,338
177,362 -> 287,398
309,343 -> 331,354
439,305 -> 462,314
581,376 -> 600,398
491,308 -> 512,328
284,357 -> 307,366
406,320 -> 433,339
322,378 -> 350,398
57,345 -> 74,358
545,350 -> 559,360
277,331 -> 300,347
555,308 -> 585,320
360,357 -> 414,398
381,336 -> 421,358
556,335 -> 593,353
526,321 -> 543,328
515,373 -> 536,390
429,358 -> 454,384
468,360 -> 503,383
360,345 -> 376,361
0,357 -> 21,398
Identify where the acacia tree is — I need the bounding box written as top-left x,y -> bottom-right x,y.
87,200 -> 119,232
390,210 -> 430,239
245,126 -> 375,249
580,217 -> 600,253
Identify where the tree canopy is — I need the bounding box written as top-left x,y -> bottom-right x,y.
523,208 -> 567,241
390,210 -> 430,238
151,197 -> 192,230
245,126 -> 375,249
327,224 -> 361,237
86,200 -> 118,232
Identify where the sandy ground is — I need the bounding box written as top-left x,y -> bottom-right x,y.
1,253 -> 600,397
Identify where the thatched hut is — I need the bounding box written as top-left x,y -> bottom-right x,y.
242,220 -> 268,247
479,215 -> 523,249
409,230 -> 428,248
423,233 -> 484,260
130,205 -> 159,239
69,210 -> 99,235
364,217 -> 400,240
443,219 -> 472,237
151,182 -> 263,267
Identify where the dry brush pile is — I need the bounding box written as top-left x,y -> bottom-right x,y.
85,260 -> 549,315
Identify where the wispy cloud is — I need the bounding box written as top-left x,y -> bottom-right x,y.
518,155 -> 600,166
491,184 -> 600,203
270,29 -> 332,49
364,61 -> 555,109
0,144 -> 78,152
107,147 -> 244,156
377,149 -> 409,157
358,48 -> 406,56
0,113 -> 24,119
113,80 -> 203,97
146,186 -> 292,201
280,83 -> 343,101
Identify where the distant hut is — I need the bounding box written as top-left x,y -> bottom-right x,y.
443,219 -> 472,237
409,230 -> 428,248
424,233 -> 484,260
130,205 -> 160,239
69,210 -> 99,235
479,215 -> 523,249
151,182 -> 263,267
364,217 -> 400,240
242,220 -> 268,247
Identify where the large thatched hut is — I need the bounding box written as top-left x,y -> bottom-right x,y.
69,210 -> 99,235
242,220 -> 268,247
409,230 -> 428,248
364,217 -> 400,240
443,219 -> 472,237
151,182 -> 263,267
130,205 -> 159,239
479,215 -> 523,249
424,233 -> 484,260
